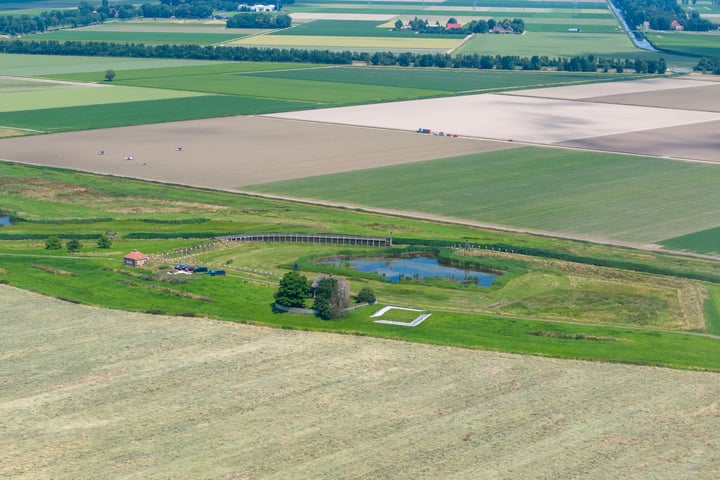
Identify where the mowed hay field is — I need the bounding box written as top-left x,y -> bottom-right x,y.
3,285 -> 720,479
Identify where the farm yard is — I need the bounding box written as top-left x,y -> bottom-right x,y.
3,285 -> 720,479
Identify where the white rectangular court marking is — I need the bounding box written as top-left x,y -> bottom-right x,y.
371,305 -> 431,327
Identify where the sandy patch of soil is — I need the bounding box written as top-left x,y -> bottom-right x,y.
0,116 -> 513,189
558,118 -> 720,163
2,284 -> 720,479
582,83 -> 720,112
268,93 -> 720,145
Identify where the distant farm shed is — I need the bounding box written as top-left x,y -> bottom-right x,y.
124,249 -> 148,268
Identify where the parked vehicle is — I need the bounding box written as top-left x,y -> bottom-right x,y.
194,266 -> 208,273
206,269 -> 225,276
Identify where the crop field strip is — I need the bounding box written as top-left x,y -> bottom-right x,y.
662,226 -> 720,255
0,53 -> 237,76
226,34 -> 462,49
646,31 -> 720,58
26,30 -> 245,45
0,83 -> 210,113
245,146 -> 720,245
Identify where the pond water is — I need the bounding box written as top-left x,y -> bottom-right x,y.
0,216 -> 11,226
323,256 -> 495,287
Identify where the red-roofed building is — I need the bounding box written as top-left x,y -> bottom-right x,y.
670,20 -> 684,31
124,249 -> 148,268
446,22 -> 463,30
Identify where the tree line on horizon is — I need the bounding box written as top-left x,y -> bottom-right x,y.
0,39 -> 672,73
613,0 -> 718,31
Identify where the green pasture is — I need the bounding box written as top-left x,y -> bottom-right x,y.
0,76 -> 80,93
23,30 -> 244,45
245,146 -> 720,244
0,84 -> 208,113
528,23 -> 620,33
660,226 -> 720,255
115,71 -> 440,103
459,31 -> 637,58
457,31 -> 698,66
0,95 -> 317,132
646,31 -> 720,58
44,61 -> 324,82
243,66 -> 648,92
0,53 -> 234,76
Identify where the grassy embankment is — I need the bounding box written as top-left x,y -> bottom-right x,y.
2,162 -> 720,371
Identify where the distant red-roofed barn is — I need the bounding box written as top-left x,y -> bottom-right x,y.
124,249 -> 148,268
446,22 -> 463,30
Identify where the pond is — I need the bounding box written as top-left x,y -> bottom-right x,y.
0,216 -> 11,226
322,256 -> 496,287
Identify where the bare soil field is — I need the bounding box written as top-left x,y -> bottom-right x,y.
583,83 -> 720,112
2,284 -> 720,479
506,77 -> 713,100
0,116 -> 514,189
268,93 -> 720,153
558,118 -> 720,161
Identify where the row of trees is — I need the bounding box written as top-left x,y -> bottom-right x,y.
395,17 -> 524,35
0,0 -> 297,35
45,234 -> 113,252
226,13 -> 291,29
695,56 -> 720,74
613,0 -> 718,31
394,17 -> 524,35
274,271 -> 375,320
0,40 -> 670,73
0,1 -> 102,35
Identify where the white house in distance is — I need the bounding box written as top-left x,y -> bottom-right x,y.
238,4 -> 276,11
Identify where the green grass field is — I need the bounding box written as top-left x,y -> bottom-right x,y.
0,53 -> 234,76
245,146 -> 720,244
646,31 -> 720,57
2,253 -> 718,371
459,31 -> 642,58
0,83 -> 208,112
242,66 -> 649,92
1,160 -> 720,370
0,95 -> 317,132
660,227 -> 720,255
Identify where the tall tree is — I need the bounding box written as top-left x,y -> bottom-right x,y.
274,271 -> 310,308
